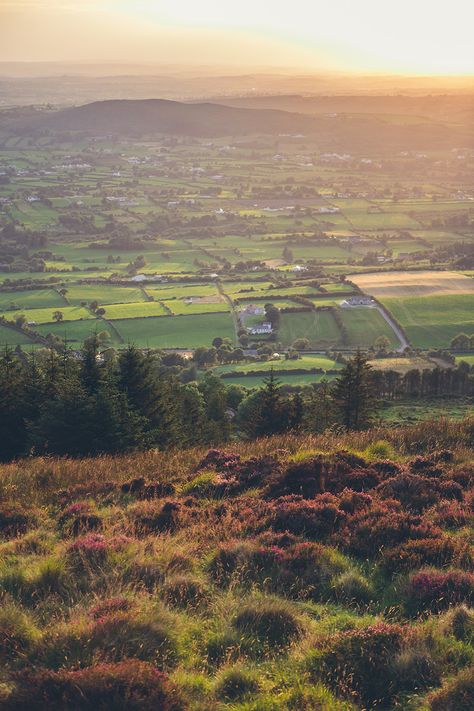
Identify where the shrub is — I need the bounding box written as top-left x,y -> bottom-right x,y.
270,494 -> 345,539
39,613 -> 178,670
391,647 -> 440,693
330,571 -> 374,605
428,666 -> 474,710
381,538 -> 472,575
0,603 -> 41,662
376,473 -> 462,512
130,501 -> 188,536
196,448 -> 241,472
215,666 -> 260,701
365,440 -> 395,460
309,623 -> 405,707
88,597 -> 132,620
162,575 -> 209,609
180,472 -> 216,498
232,599 -> 302,647
3,660 -> 186,711
89,613 -> 178,668
66,534 -> 109,571
337,501 -> 440,558
441,605 -> 474,642
207,539 -> 346,598
266,456 -> 325,498
58,502 -> 103,536
277,542 -> 348,599
123,559 -> 164,591
428,500 -> 471,529
0,505 -> 37,539
405,570 -> 474,614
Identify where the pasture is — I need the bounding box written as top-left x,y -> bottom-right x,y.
112,313 -> 235,349
278,311 -> 341,347
382,294 -> 474,348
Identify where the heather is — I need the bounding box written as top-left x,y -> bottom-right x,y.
0,420 -> 472,709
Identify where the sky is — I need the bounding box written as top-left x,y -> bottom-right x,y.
1,0 -> 473,75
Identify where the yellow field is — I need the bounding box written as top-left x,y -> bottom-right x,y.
351,270 -> 474,297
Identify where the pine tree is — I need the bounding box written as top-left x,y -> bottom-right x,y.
332,351 -> 378,430
254,369 -> 286,437
0,348 -> 28,460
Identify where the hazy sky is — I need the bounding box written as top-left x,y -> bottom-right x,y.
1,0 -> 473,75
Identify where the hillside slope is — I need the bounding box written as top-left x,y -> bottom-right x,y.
0,420 -> 472,710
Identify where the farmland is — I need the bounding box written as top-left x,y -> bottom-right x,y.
0,107 -> 473,376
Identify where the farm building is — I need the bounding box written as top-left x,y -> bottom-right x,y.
341,295 -> 374,307
249,322 -> 273,335
243,304 -> 265,316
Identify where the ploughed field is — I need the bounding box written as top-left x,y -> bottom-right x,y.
0,421 -> 472,710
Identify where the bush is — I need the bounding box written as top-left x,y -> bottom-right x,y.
215,666 -> 260,701
266,456 -> 325,498
207,539 -> 346,599
39,613 -> 178,670
89,613 -> 178,667
162,575 -> 209,609
365,440 -> 395,460
405,569 -> 474,614
130,501 -> 188,535
376,473 -> 462,512
0,603 -> 41,662
381,538 -> 472,575
0,505 -> 37,539
441,605 -> 474,642
2,660 -> 186,711
88,597 -> 132,620
330,571 -> 374,605
309,623 -> 405,707
232,599 -> 302,647
66,534 -> 110,571
180,471 -> 216,497
337,501 -> 440,558
428,666 -> 474,710
270,494 -> 345,539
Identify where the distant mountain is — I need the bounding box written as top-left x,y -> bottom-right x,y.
27,98 -> 321,137
9,97 -> 473,149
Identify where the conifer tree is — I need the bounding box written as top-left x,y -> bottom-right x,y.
332,351 -> 378,430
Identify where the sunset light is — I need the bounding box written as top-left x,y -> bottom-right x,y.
1,0 -> 474,74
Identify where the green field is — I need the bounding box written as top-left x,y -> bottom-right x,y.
113,313 -> 235,348
278,310 -> 341,347
215,372 -> 335,388
8,305 -> 94,325
456,354 -> 474,366
0,324 -> 37,347
0,289 -> 65,311
35,318 -> 109,345
212,354 -> 341,376
101,301 -> 169,320
383,294 -> 474,348
65,285 -> 147,305
339,307 -> 400,348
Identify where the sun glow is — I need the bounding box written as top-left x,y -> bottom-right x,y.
1,0 -> 473,74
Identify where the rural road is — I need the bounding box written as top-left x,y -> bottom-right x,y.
372,304 -> 409,352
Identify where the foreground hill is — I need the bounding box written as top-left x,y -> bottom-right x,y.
0,419 -> 472,710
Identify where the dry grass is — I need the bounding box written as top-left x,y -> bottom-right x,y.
351,270 -> 474,297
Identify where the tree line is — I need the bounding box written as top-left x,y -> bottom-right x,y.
0,341 -> 472,462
